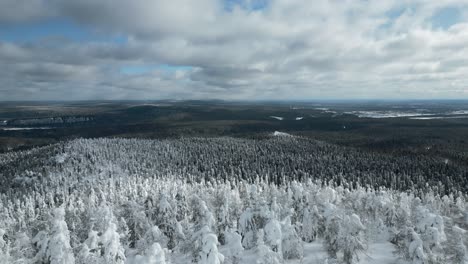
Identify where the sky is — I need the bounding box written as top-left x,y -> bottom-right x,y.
0,0 -> 467,101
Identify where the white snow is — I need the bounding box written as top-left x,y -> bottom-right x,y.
0,127 -> 52,130
265,219 -> 282,250
270,116 -> 284,120
1,137 -> 464,264
55,153 -> 69,164
295,117 -> 303,120
348,110 -> 468,119
410,116 -> 468,120
360,242 -> 399,264
450,110 -> 468,115
315,108 -> 337,114
220,241 -> 399,263
346,111 -> 433,118
9,116 -> 91,126
273,131 -> 292,137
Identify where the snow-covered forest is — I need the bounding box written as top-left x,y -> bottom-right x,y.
0,137 -> 467,263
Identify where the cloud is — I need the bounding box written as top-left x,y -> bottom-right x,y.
0,0 -> 52,24
1,0 -> 468,100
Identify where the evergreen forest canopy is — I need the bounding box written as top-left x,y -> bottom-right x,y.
0,136 -> 467,263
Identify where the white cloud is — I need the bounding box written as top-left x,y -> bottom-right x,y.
0,0 -> 467,100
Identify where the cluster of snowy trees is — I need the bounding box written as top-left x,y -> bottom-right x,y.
1,137 -> 466,194
0,137 -> 467,263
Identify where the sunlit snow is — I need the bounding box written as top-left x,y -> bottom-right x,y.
270,116 -> 284,120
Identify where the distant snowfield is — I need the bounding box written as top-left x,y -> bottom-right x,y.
273,131 -> 292,137
315,108 -> 337,114
348,110 -> 468,119
0,127 -> 52,130
450,110 -> 468,115
410,116 -> 468,120
270,116 -> 284,120
346,111 -> 433,118
270,116 -> 304,121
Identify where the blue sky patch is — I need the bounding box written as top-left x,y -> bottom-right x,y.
0,18 -> 126,44
224,0 -> 269,12
431,7 -> 461,29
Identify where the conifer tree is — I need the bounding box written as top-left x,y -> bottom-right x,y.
281,216 -> 303,260
256,229 -> 281,264
101,223 -> 126,264
47,207 -> 75,264
339,214 -> 365,264
224,230 -> 243,264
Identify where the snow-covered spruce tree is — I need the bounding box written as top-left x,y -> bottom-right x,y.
238,208 -> 256,249
46,207 -> 75,264
30,208 -> 72,264
290,182 -> 306,226
0,229 -> 10,262
256,229 -> 282,264
224,230 -> 243,264
301,205 -> 319,242
264,218 -> 282,254
189,195 -> 216,261
175,191 -> 189,222
338,214 -> 366,264
78,229 -> 102,263
199,231 -> 224,264
146,242 -> 167,264
117,217 -> 131,249
383,202 -> 398,228
238,184 -> 271,249
424,226 -> 443,263
452,226 -> 467,264
88,202 -> 114,235
408,229 -> 427,264
121,200 -> 151,248
136,226 -> 168,255
77,244 -> 93,264
10,232 -> 35,263
155,194 -> 178,249
32,225 -> 50,263
414,207 -> 445,262
323,203 -> 340,259
281,216 -> 303,260
130,242 -> 167,264
101,222 -> 126,264
192,196 -> 216,232
215,192 -> 231,245
65,195 -> 87,249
